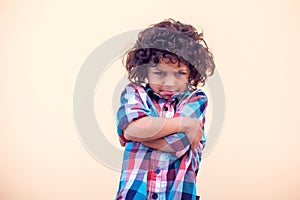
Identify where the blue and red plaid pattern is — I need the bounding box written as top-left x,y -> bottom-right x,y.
116,83 -> 207,200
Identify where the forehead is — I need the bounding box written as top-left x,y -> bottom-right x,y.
153,58 -> 189,71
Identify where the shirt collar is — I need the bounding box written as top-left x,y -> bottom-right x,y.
144,84 -> 191,103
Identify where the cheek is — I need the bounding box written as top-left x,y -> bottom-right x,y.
148,82 -> 162,89
182,82 -> 189,89
184,73 -> 190,81
147,76 -> 163,86
180,75 -> 189,84
179,80 -> 189,90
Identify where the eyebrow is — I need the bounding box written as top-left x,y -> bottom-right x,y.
152,66 -> 188,72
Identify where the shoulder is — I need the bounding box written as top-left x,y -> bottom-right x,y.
177,88 -> 208,118
187,88 -> 207,102
187,89 -> 208,115
120,83 -> 148,102
121,83 -> 146,94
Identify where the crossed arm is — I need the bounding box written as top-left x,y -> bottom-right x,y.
124,116 -> 203,152
117,84 -> 207,156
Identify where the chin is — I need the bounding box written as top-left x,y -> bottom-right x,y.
162,96 -> 172,100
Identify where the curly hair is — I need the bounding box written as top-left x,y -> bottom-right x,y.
123,18 -> 215,90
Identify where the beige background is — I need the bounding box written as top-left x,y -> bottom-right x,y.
1,0 -> 300,199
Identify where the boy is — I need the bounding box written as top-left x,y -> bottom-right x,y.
116,18 -> 215,200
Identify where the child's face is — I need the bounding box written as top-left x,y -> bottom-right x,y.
147,58 -> 190,100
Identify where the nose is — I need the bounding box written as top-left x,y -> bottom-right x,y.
163,75 -> 175,89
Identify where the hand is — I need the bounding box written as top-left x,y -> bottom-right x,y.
181,117 -> 203,149
119,137 -> 126,147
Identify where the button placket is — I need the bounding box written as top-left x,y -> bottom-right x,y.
163,101 -> 169,112
155,168 -> 160,174
152,192 -> 158,199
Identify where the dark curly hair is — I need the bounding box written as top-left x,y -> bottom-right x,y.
123,18 -> 215,90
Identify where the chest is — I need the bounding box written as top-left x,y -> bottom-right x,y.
152,99 -> 176,118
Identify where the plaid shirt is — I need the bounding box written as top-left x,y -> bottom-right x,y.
116,83 -> 207,200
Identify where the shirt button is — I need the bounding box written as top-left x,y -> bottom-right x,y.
152,193 -> 158,199
163,106 -> 168,111
155,168 -> 160,174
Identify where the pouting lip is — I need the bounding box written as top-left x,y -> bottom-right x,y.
161,90 -> 175,92
160,90 -> 175,96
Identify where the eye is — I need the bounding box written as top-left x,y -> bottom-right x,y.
154,71 -> 164,76
175,71 -> 187,76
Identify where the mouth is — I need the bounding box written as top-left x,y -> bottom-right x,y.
160,90 -> 175,96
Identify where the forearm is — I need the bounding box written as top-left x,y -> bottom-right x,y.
141,136 -> 190,158
124,116 -> 185,142
141,139 -> 174,153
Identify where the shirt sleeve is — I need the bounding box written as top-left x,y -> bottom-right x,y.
116,83 -> 151,145
164,89 -> 208,158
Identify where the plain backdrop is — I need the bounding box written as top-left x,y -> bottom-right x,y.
1,0 -> 300,199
